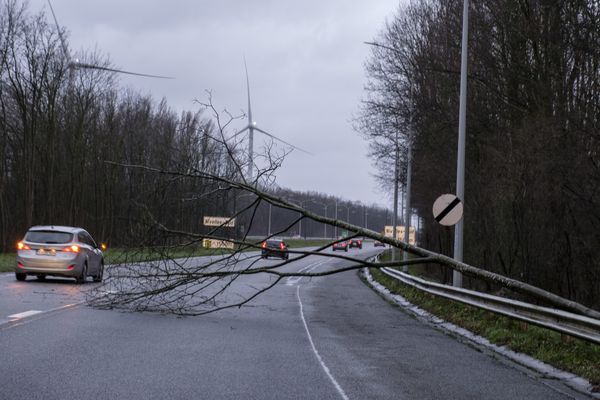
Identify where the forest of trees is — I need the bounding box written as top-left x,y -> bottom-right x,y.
357,0 -> 600,308
0,0 -> 389,252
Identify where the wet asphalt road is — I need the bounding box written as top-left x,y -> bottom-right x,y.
0,246 -> 591,399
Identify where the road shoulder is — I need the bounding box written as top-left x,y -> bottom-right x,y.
362,267 -> 599,399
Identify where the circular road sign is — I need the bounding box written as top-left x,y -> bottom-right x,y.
432,194 -> 463,226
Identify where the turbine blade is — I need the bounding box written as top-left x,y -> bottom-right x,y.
47,0 -> 71,62
75,62 -> 174,79
254,127 -> 312,155
229,125 -> 250,139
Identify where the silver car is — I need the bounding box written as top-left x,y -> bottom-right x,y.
15,226 -> 104,284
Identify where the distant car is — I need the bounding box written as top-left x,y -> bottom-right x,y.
332,240 -> 348,252
374,240 -> 386,247
348,238 -> 362,249
15,226 -> 105,284
261,239 -> 289,260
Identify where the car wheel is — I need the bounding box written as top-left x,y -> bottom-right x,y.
15,273 -> 26,281
76,264 -> 87,284
93,262 -> 104,283
36,275 -> 46,281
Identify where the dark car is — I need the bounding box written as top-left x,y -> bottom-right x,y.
261,239 -> 289,260
332,239 -> 348,252
374,240 -> 386,247
348,238 -> 362,249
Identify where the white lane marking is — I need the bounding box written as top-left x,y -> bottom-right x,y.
8,310 -> 43,319
1,303 -> 82,329
286,260 -> 329,286
297,286 -> 350,400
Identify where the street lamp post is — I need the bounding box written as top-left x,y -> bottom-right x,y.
268,203 -> 272,236
323,205 -> 327,238
335,201 -> 351,237
335,201 -> 338,238
402,130 -> 413,271
336,203 -> 352,238
392,130 -> 400,262
289,198 -> 314,238
309,200 -> 335,239
453,0 -> 470,288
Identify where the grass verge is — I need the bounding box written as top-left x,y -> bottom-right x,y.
369,267 -> 600,389
0,252 -> 14,273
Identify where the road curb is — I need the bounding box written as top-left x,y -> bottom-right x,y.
361,267 -> 599,399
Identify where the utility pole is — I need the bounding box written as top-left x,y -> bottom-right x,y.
453,0 -> 470,288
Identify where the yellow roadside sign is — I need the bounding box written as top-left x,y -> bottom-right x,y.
202,239 -> 235,249
383,225 -> 416,245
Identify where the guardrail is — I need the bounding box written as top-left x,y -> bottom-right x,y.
380,267 -> 600,345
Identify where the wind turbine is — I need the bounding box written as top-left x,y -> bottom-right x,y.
235,59 -> 310,180
47,0 -> 173,80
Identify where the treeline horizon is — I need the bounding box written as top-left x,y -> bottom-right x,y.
0,0 -> 391,251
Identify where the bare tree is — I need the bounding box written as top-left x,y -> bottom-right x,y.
356,0 -> 600,309
86,101 -> 600,321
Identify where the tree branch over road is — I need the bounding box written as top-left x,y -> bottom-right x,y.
88,161 -> 600,319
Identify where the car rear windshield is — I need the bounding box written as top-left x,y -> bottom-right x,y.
25,231 -> 73,244
266,240 -> 283,247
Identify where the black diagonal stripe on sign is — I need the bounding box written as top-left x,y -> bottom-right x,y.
435,197 -> 461,223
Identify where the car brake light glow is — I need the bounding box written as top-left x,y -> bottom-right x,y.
262,242 -> 266,248
279,242 -> 285,250
67,264 -> 76,270
17,242 -> 30,250
63,245 -> 80,253
17,262 -> 24,268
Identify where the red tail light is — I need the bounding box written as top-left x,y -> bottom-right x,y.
280,242 -> 285,250
17,242 -> 30,250
17,262 -> 24,268
67,264 -> 76,270
63,245 -> 80,253
262,242 -> 266,248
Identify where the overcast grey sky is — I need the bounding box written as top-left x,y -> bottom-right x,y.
29,0 -> 400,207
